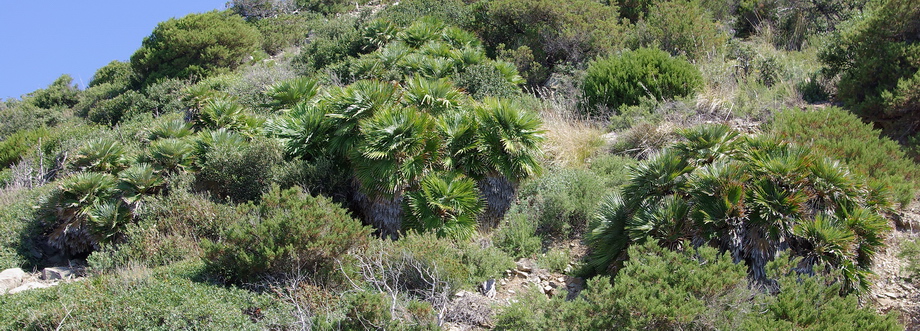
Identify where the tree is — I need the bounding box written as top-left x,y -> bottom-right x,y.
26,75 -> 80,109
130,11 -> 261,85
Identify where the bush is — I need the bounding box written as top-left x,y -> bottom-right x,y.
583,48 -> 703,113
820,0 -> 920,138
900,238 -> 920,284
496,241 -> 900,330
474,0 -> 625,77
0,261 -> 289,329
634,0 -> 727,60
455,63 -> 521,100
130,11 -> 262,85
25,75 -> 80,110
770,107 -> 920,206
514,168 -> 609,238
195,137 -> 282,202
203,186 -> 371,283
493,212 -> 542,259
253,13 -> 316,55
586,125 -> 890,292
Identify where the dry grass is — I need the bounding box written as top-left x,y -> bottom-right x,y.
528,87 -> 607,168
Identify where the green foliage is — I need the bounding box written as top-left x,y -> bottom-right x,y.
770,107 -> 920,206
820,0 -> 920,137
455,63 -> 521,99
293,16 -> 364,75
130,11 -> 261,85
514,168 -> 608,238
26,74 -> 80,110
900,237 -> 920,284
735,0 -> 866,50
404,173 -> 483,240
146,138 -> 196,173
265,76 -> 320,110
633,0 -> 727,60
41,172 -> 128,254
494,212 -> 542,259
89,60 -> 137,89
0,100 -> 63,139
376,0 -> 473,28
252,13 -> 316,55
203,185 -> 371,283
496,240 -> 899,330
0,185 -> 52,268
71,138 -> 130,174
87,89 -> 153,125
584,48 -> 703,113
195,137 -> 283,202
586,124 -> 889,292
474,0 -> 625,77
0,262 -> 288,330
0,127 -> 50,168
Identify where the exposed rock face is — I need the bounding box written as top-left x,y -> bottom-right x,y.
9,282 -> 53,294
0,268 -> 27,294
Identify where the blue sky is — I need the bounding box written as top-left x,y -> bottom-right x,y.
0,1 -> 228,100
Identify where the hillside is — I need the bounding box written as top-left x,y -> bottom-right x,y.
1,0 -> 919,329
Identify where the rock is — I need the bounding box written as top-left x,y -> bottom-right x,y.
41,267 -> 72,280
549,281 -> 559,288
0,268 -> 27,293
9,282 -> 53,294
480,279 -> 497,299
454,291 -> 466,298
512,269 -> 529,278
507,289 -> 515,294
515,258 -> 535,272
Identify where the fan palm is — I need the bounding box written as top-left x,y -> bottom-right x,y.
321,80 -> 402,156
397,18 -> 445,48
586,124 -> 889,292
148,118 -> 194,141
45,172 -> 120,254
265,76 -> 320,111
198,97 -> 257,132
265,103 -> 331,160
474,98 -> 544,224
72,138 -> 129,174
147,138 -> 195,173
404,173 -> 483,240
362,19 -> 398,51
352,107 -> 440,236
118,163 -> 166,204
404,76 -> 465,115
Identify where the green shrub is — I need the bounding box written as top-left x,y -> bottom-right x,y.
494,212 -> 542,259
87,90 -> 152,125
0,261 -> 289,330
253,13 -> 316,55
770,107 -> 920,206
0,101 -> 63,139
496,241 -> 900,330
515,168 -> 608,238
583,48 -> 703,113
203,186 -> 371,283
0,185 -> 52,268
89,60 -> 137,89
195,137 -> 282,202
25,75 -> 80,110
820,0 -> 920,138
474,0 -> 626,77
377,0 -> 473,28
634,0 -> 727,60
130,11 -> 262,85
455,63 -> 521,100
900,238 -> 920,284
0,127 -> 50,168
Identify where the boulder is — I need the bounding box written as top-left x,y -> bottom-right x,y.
0,268 -> 27,294
9,282 -> 53,294
41,267 -> 73,280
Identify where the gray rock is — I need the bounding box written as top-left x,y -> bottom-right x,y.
0,268 -> 27,293
515,258 -> 535,272
480,279 -> 496,299
9,282 -> 53,294
42,267 -> 72,280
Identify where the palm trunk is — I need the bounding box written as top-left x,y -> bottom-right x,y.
477,175 -> 516,229
353,188 -> 404,239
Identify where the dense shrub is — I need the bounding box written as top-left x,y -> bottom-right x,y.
0,101 -> 63,139
130,11 -> 262,85
203,186 -> 371,283
195,137 -> 282,202
514,168 -> 608,238
25,75 -> 80,110
820,0 -> 920,138
770,107 -> 920,206
0,261 -> 289,329
900,237 -> 920,284
493,211 -> 542,259
455,63 -> 521,99
633,0 -> 727,60
474,0 -> 625,80
89,60 -> 137,89
496,241 -> 900,330
735,0 -> 866,50
253,13 -> 316,55
583,48 -> 703,113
